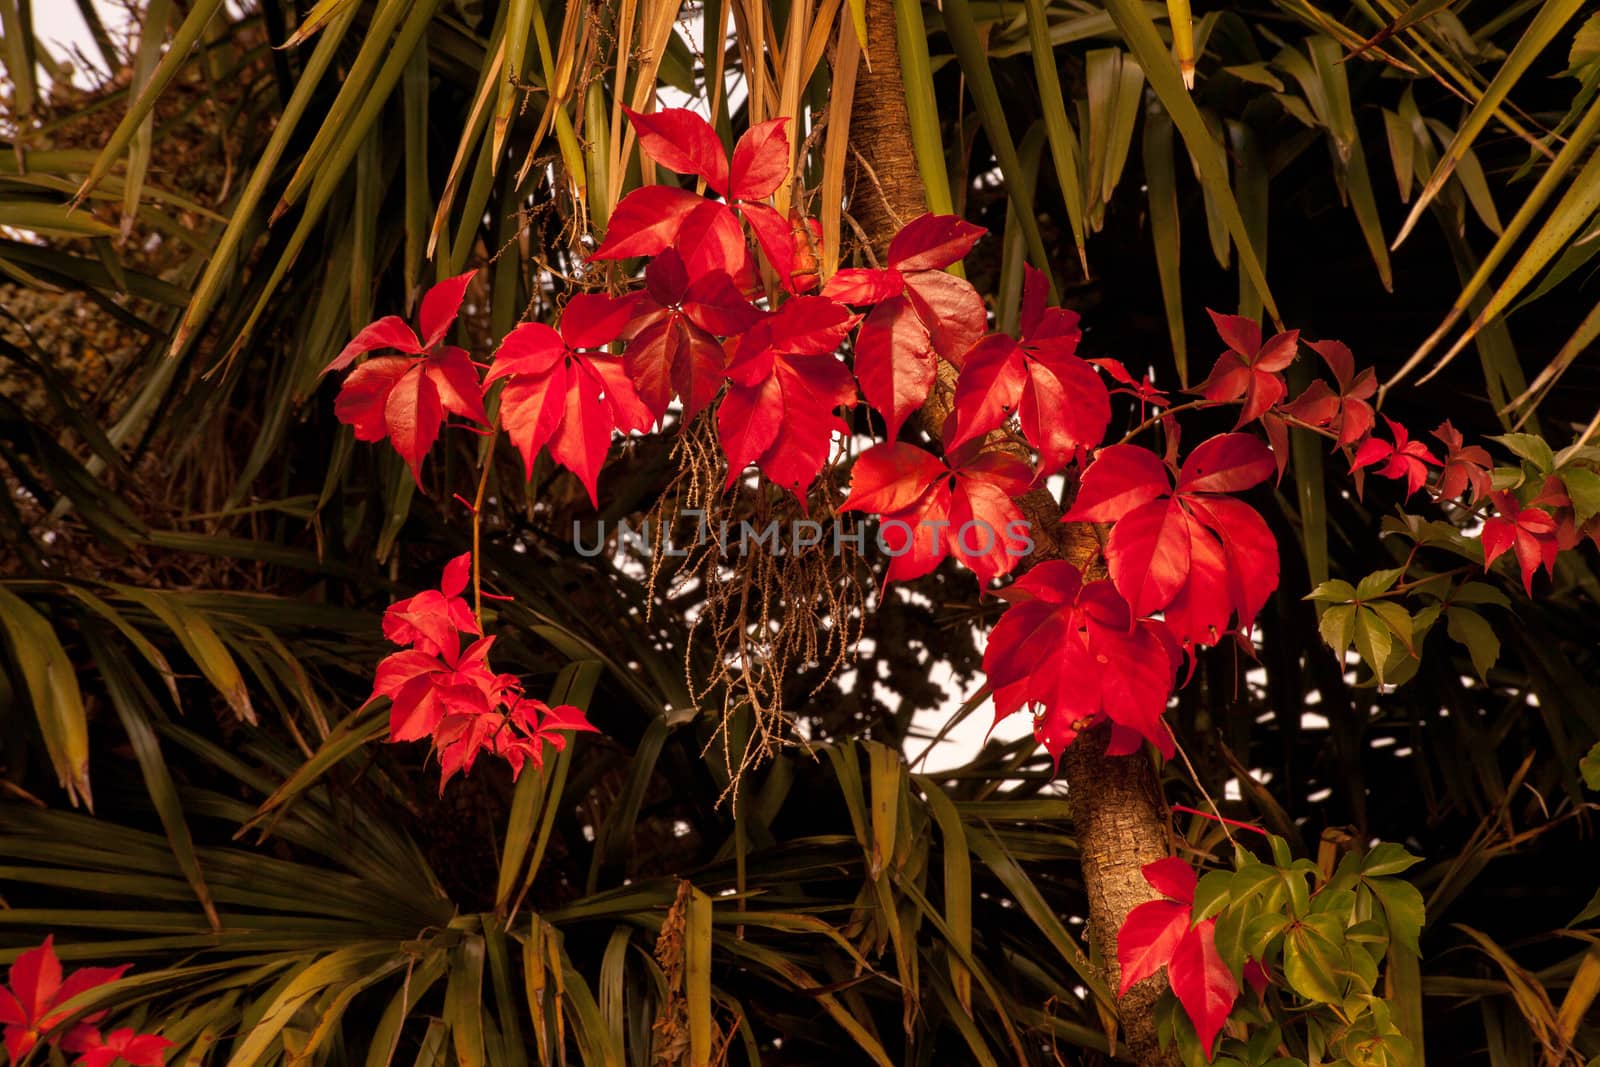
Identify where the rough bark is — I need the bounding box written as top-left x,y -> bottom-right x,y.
1063,727 -> 1178,1064
843,4 -> 1179,1062
843,0 -> 926,256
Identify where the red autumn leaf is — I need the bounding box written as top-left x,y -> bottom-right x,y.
325,316 -> 423,373
1351,417 -> 1441,498
378,363 -> 445,482
1067,435 -> 1278,640
740,199 -> 795,277
718,296 -> 859,499
886,213 -> 986,272
417,270 -> 475,350
1065,443 -> 1171,518
982,561 -> 1180,758
854,298 -> 934,439
1279,379 -> 1340,429
683,199 -> 760,290
624,106 -> 731,196
1433,420 -> 1493,503
1141,857 -> 1198,904
1116,862 -> 1239,1060
608,111 -> 799,290
618,251 -> 753,418
381,552 -> 479,655
1185,496 -> 1278,642
72,1027 -> 174,1067
436,697 -> 599,790
822,215 -> 988,429
1307,338 -> 1376,446
590,184 -> 708,260
374,637 -> 499,743
1091,356 -> 1170,419
729,117 -> 792,201
486,301 -> 654,506
1194,311 -> 1298,427
623,109 -> 792,206
324,271 -> 476,373
839,442 -> 1032,585
325,273 -> 489,486
948,267 -> 1109,473
0,938 -> 128,1064
902,269 -> 986,364
1116,898 -> 1191,995
1167,918 -> 1239,1059
1482,490 -> 1560,596
1175,433 -> 1279,493
821,267 -> 906,304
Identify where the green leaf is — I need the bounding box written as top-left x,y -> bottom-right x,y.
1284,915 -> 1347,1003
1369,601 -> 1415,648
1354,607 -> 1394,679
1395,0 -> 1590,245
1319,603 -> 1357,658
1222,63 -> 1283,91
1102,0 -> 1277,324
0,201 -> 119,239
1580,741 -> 1600,792
1446,607 -> 1500,681
113,587 -> 256,724
1023,0 -> 1088,272
1192,870 -> 1234,923
1369,877 -> 1426,956
0,585 -> 90,808
1450,582 -> 1511,608
1560,466 -> 1600,525
1142,98 -> 1186,377
1307,579 -> 1357,603
1243,913 -> 1290,959
892,0 -> 955,217
444,934 -> 487,1067
942,0 -> 1055,289
1360,844 -> 1421,879
1574,885 -> 1600,925
1355,568 -> 1405,600
1489,432 -> 1557,472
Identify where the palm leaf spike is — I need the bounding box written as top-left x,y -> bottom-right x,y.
1167,0 -> 1196,89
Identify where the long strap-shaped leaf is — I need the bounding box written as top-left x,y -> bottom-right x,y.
1023,0 -> 1089,273
941,0 -> 1056,295
1386,98 -> 1600,393
1392,0 -> 1588,247
1418,138 -> 1600,387
71,0 -> 227,206
170,1 -> 360,355
0,585 -> 90,808
1103,0 -> 1279,326
892,0 -> 956,217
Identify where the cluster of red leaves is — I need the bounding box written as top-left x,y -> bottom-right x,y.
1,938 -> 170,1067
1117,860 -> 1252,1060
325,272 -> 488,487
369,554 -> 597,788
982,561 -> 1180,756
1481,478 -> 1576,596
1349,416 -> 1587,596
319,104 -> 1578,794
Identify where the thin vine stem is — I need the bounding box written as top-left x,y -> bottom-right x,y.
470,449 -> 494,627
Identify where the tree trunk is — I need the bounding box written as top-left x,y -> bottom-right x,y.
1062,727 -> 1178,1064
843,0 -> 925,254
844,4 -> 1179,1062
